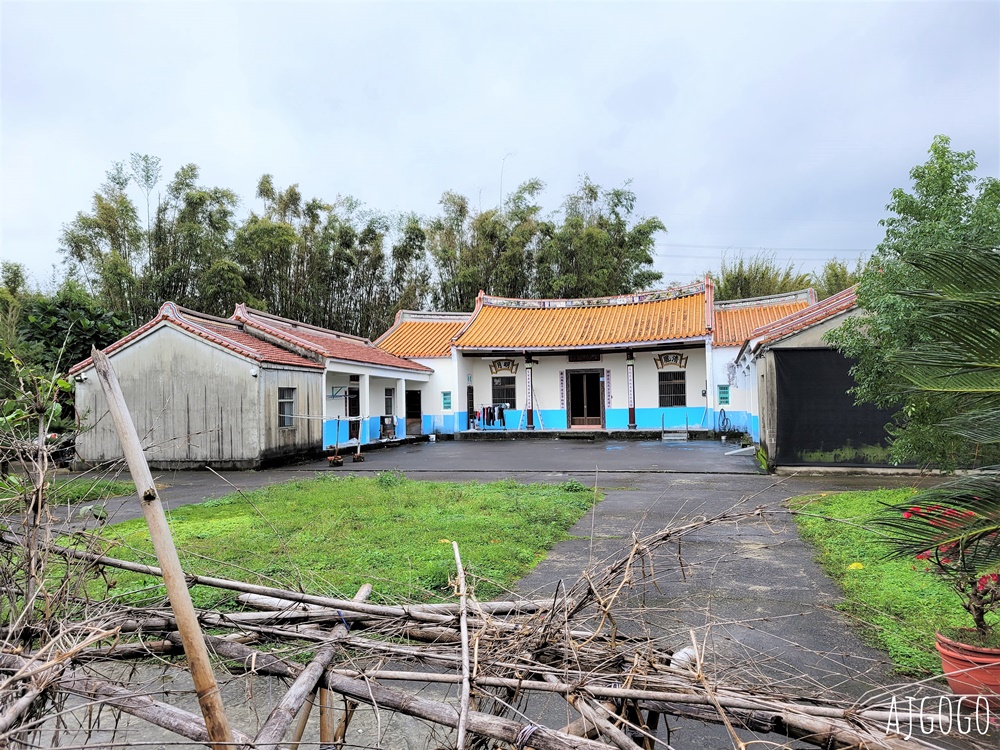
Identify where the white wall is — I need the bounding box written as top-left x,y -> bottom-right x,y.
458,345 -> 709,428
631,348 -> 708,409
75,325 -> 265,467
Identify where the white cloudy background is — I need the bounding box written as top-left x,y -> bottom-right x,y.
2,1 -> 998,288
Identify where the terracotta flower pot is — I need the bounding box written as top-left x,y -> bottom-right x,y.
936,631 -> 1000,707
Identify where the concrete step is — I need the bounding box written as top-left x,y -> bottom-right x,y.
661,430 -> 689,441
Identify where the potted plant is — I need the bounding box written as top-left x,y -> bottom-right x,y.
874,488 -> 1000,703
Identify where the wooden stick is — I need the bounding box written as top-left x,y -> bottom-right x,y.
253,584 -> 372,750
319,686 -> 336,748
452,542 -> 471,750
175,633 -> 613,750
286,693 -> 314,750
90,347 -> 234,750
0,653 -> 253,747
331,700 -> 356,750
0,529 -> 544,623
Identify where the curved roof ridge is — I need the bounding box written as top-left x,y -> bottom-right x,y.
714,288 -> 816,309
481,280 -> 706,310
237,306 -> 372,345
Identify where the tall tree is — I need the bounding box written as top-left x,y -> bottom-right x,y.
827,135 -> 1000,468
710,251 -> 812,301
427,180 -> 546,310
813,257 -> 862,300
129,153 -> 162,258
534,177 -> 664,299
148,164 -> 239,315
60,163 -> 147,325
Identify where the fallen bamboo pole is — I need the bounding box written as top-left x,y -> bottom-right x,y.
0,652 -> 254,747
170,633 -> 613,750
0,529 -> 544,623
253,583 -> 372,750
323,669 -> 955,738
91,347 -> 234,750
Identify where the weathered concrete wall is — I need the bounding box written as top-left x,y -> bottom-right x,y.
75,325 -> 320,468
259,365 -> 323,462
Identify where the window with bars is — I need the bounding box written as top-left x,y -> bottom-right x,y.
385,387 -> 395,416
492,376 -> 516,409
718,384 -> 730,406
442,391 -> 452,410
658,372 -> 686,407
278,387 -> 296,428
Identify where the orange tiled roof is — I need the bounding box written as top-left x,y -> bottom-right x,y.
453,283 -> 710,351
69,303 -> 324,374
740,286 -> 858,359
712,290 -> 816,347
375,311 -> 470,358
234,306 -> 431,373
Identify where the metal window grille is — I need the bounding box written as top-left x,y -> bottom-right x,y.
718,384 -> 730,406
385,387 -> 395,416
278,387 -> 296,428
658,372 -> 686,407
442,391 -> 452,410
492,376 -> 516,409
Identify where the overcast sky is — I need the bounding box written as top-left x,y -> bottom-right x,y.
2,1 -> 998,291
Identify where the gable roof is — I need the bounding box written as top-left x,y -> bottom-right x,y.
69,303 -> 324,375
452,280 -> 712,351
712,289 -> 817,347
375,311 -> 470,358
737,285 -> 858,361
233,306 -> 431,373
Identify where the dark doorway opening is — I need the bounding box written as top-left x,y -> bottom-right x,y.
405,390 -> 423,435
567,370 -> 604,427
467,385 -> 475,429
346,387 -> 361,440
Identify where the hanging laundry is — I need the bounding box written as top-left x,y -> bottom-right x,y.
498,404 -> 505,427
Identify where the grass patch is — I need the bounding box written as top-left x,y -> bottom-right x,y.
50,478 -> 135,504
792,488 -> 978,676
95,473 -> 598,608
1,475 -> 134,514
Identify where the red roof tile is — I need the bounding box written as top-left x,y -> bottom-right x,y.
712,290 -> 816,347
69,303 -> 324,374
741,286 -> 857,357
234,306 -> 431,373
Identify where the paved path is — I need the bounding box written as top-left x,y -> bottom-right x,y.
58,440 -> 963,747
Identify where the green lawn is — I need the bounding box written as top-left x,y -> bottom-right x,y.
95,473 -> 598,608
792,489 -> 981,676
1,475 -> 134,514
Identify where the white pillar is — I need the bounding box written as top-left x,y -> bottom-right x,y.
396,378 -> 406,438
359,373 -> 371,443
705,340 -> 715,431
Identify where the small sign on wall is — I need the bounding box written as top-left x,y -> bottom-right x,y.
489,359 -> 519,375
654,352 -> 689,370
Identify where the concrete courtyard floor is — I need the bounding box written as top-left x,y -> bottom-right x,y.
58,440 -> 971,747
